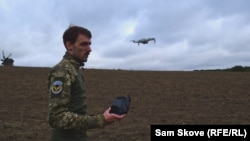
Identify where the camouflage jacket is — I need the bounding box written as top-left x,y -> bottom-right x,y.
47,52 -> 106,141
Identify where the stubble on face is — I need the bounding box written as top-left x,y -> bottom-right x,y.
72,34 -> 92,62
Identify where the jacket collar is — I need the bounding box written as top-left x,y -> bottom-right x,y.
63,52 -> 84,68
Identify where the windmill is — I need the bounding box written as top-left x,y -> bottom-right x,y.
1,51 -> 14,66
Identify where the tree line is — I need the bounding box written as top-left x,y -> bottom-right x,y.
194,65 -> 250,72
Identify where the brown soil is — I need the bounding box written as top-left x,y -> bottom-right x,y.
0,66 -> 249,141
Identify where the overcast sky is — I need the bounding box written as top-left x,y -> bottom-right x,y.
1,0 -> 250,71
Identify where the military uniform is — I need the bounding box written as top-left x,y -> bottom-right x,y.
47,52 -> 106,141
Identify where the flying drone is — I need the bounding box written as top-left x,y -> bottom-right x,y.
131,38 -> 156,45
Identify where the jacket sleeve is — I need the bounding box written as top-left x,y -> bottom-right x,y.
48,68 -> 107,130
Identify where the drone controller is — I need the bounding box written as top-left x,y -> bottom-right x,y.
110,95 -> 131,115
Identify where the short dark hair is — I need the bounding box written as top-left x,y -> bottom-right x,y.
62,25 -> 92,46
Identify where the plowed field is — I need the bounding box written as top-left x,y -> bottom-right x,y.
0,66 -> 249,141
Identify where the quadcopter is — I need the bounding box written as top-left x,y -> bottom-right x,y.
131,38 -> 156,45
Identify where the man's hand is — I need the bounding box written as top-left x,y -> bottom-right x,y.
103,107 -> 126,123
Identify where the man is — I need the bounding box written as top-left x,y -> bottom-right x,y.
47,25 -> 125,141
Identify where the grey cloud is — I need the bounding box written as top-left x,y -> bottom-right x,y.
1,0 -> 250,70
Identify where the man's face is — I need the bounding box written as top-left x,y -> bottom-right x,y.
68,34 -> 92,62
